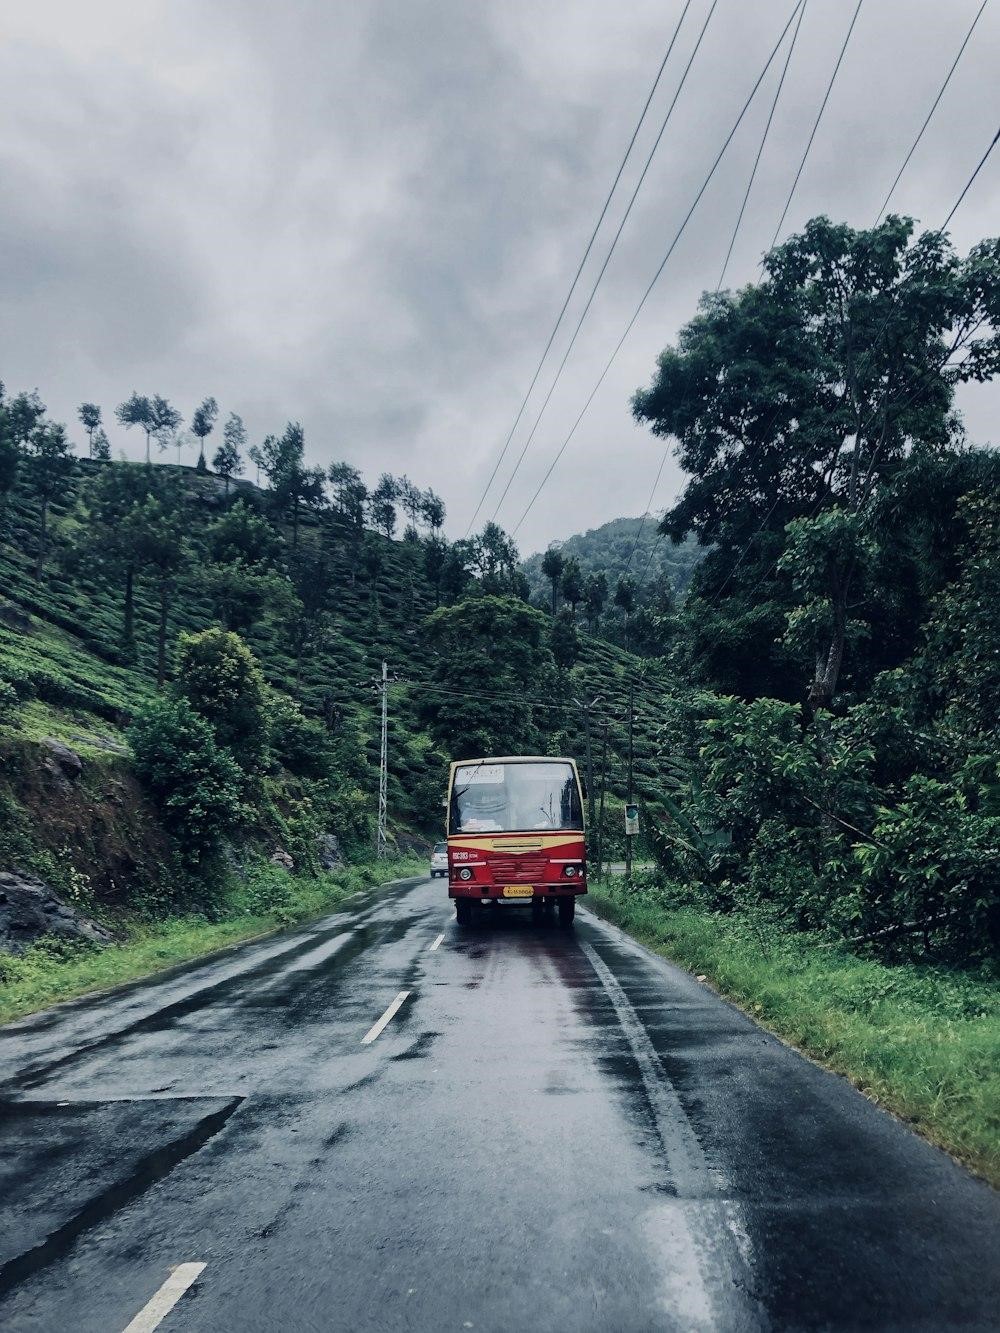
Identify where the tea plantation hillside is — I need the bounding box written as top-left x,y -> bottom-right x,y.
0,455 -> 665,919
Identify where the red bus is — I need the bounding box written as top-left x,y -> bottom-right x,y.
446,756 -> 586,927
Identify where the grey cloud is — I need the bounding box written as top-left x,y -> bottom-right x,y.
1,0 -> 997,553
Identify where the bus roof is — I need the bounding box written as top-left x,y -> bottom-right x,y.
449,756 -> 577,769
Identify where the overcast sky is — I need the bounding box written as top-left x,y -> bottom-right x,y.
2,0 -> 998,554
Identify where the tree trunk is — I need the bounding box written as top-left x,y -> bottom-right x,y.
808,590 -> 847,715
34,498 -> 48,579
156,580 -> 169,689
550,580 -> 557,616
292,498 -> 300,547
144,430 -> 151,465
123,564 -> 135,643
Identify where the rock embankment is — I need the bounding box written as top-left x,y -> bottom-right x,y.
0,869 -> 113,954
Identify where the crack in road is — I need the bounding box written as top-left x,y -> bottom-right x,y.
0,1096 -> 243,1299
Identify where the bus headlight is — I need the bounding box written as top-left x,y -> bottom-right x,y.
458,867 -> 473,881
563,864 -> 581,878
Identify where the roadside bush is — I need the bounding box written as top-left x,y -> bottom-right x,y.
128,695 -> 248,866
855,774 -> 1000,961
174,627 -> 268,770
266,691 -> 330,778
238,861 -> 294,919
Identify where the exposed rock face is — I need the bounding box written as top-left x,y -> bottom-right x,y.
0,869 -> 113,954
315,833 -> 343,871
41,739 -> 84,783
269,849 -> 294,871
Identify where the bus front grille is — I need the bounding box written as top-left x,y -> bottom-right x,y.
490,856 -> 547,882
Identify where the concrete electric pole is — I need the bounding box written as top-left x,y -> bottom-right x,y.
377,660 -> 388,860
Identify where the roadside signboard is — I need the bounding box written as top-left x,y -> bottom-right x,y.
625,803 -> 639,836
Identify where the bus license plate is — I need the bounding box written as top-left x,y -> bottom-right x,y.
502,885 -> 533,898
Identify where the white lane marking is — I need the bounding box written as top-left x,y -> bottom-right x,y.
122,1263 -> 206,1332
428,932 -> 445,951
361,991 -> 410,1044
581,943 -> 762,1330
582,943 -> 713,1192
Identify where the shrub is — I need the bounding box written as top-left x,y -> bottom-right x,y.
128,695 -> 248,863
855,774 -> 1000,961
174,628 -> 268,770
266,691 -> 330,778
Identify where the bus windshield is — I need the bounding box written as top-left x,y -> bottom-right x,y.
449,760 -> 582,834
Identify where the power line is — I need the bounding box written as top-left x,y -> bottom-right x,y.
461,1 -> 696,538
873,0 -> 989,225
767,0 -> 864,251
716,0 -> 808,291
488,0 -> 721,526
621,445 -> 669,578
510,0 -> 806,538
941,121 -> 1000,230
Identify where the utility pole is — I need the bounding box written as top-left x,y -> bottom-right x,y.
625,678 -> 635,882
596,719 -> 609,879
377,660 -> 388,860
575,694 -> 600,833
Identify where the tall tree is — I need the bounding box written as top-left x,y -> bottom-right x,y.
258,422 -> 324,545
614,575 -> 636,651
213,412 -> 246,495
115,392 -> 154,462
130,495 -> 187,686
284,542 -> 335,690
191,397 -> 219,473
202,498 -> 286,631
471,521 -> 520,595
440,541 -> 472,604
541,545 -> 564,614
91,427 -> 111,462
423,533 -> 448,608
368,473 -> 398,538
328,461 -> 368,581
397,475 -> 425,530
247,442 -> 265,486
24,421 -> 74,578
421,488 -> 446,534
150,396 -> 183,464
560,557 -> 584,618
6,389 -> 46,448
0,385 -> 20,524
551,607 -> 580,673
89,465 -> 155,645
78,403 -> 102,458
633,215 -> 1000,713
584,572 -> 608,630
419,596 -> 555,756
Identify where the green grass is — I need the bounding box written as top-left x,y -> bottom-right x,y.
0,855 -> 425,1025
588,880 -> 1000,1187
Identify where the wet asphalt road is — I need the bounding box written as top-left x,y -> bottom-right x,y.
1,876 -> 999,1332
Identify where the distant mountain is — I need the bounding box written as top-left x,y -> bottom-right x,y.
521,515 -> 703,603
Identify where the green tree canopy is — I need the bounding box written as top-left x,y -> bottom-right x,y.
419,595 -> 555,757
633,215 -> 1000,710
175,627 -> 268,769
213,412 -> 246,494
191,396 -> 219,471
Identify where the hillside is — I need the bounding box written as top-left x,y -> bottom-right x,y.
521,515 -> 703,605
0,456 -> 665,922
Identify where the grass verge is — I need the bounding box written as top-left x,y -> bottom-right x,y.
0,855 -> 425,1026
588,880 -> 1000,1188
